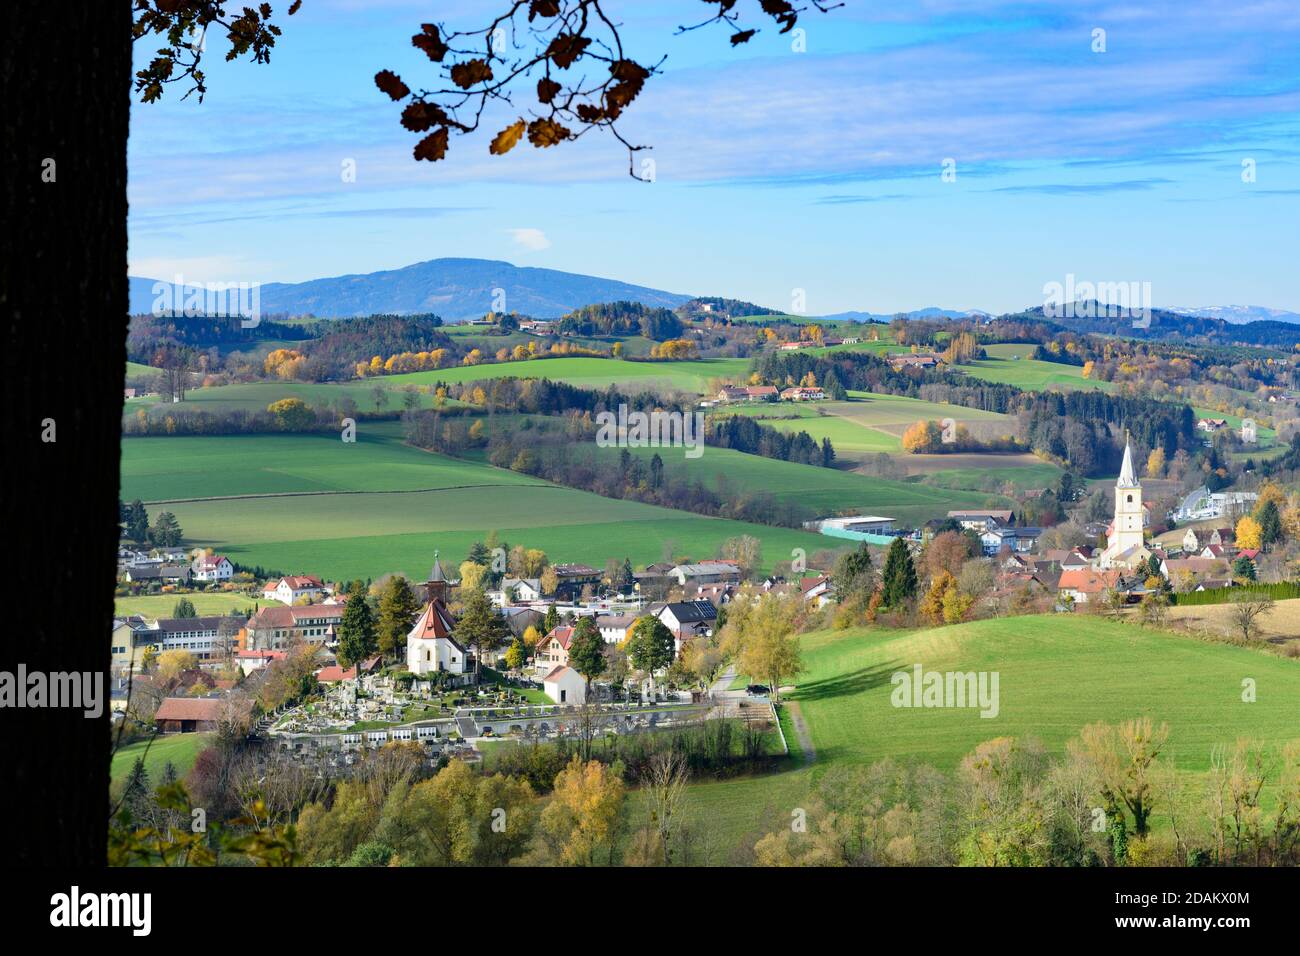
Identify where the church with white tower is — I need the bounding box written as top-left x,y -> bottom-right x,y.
1098,435 -> 1152,570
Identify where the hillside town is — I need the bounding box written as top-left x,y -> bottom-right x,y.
111,430 -> 1292,765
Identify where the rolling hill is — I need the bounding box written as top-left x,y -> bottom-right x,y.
129,258 -> 693,321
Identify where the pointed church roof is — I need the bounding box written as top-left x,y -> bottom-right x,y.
1117,437 -> 1139,488
407,597 -> 456,643
429,550 -> 447,583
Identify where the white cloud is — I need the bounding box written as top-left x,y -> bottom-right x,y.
509,227 -> 551,251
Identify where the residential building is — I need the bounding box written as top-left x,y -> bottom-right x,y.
651,600 -> 718,651
245,604 -> 346,649
1057,568 -> 1125,605
716,385 -> 779,403
669,561 -> 742,586
947,510 -> 1014,533
191,554 -> 234,582
595,614 -> 636,645
262,574 -> 328,605
533,625 -> 575,678
780,386 -> 826,401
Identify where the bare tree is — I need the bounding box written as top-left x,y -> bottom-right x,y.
1227,591 -> 1274,644
643,750 -> 690,865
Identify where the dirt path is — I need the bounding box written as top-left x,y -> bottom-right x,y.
783,700 -> 816,764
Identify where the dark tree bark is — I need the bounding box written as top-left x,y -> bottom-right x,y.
2,3 -> 129,866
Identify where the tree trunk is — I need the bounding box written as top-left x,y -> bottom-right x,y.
2,3 -> 129,866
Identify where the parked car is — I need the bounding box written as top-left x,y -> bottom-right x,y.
746,684 -> 769,696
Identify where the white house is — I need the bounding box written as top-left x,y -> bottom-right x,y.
262,574 -> 328,605
192,554 -> 234,582
406,598 -> 469,677
543,665 -> 587,705
596,614 -> 636,645
500,577 -> 543,602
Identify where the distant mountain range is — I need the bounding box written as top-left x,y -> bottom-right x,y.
129,258 -> 694,322
128,257 -> 1298,330
821,307 -> 992,323
1167,305 -> 1300,326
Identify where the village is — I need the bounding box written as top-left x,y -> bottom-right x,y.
110,428 -> 1285,775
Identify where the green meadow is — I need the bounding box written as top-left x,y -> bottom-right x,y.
585,442 -> 996,526
111,733 -> 212,795
120,431 -> 836,580
121,429 -> 545,501
718,391 -> 1013,459
953,343 -> 1114,392
685,614 -> 1300,853
124,380 -> 448,417
114,592 -> 261,618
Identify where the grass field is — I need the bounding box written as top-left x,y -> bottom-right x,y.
121,429 -> 546,501
731,615 -> 1300,772
115,592 -> 262,618
682,614 -> 1300,854
111,733 -> 211,795
954,343 -> 1114,392
720,391 -> 1013,460
124,380 -> 448,418
1191,407 -> 1276,446
380,355 -> 749,395
120,431 -> 836,580
585,442 -> 995,527
919,460 -> 1063,493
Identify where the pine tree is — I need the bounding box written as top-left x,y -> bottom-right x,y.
881,537 -> 918,607
627,616 -> 676,695
127,499 -> 149,544
1256,499 -> 1282,547
543,604 -> 560,633
172,597 -> 197,619
376,576 -> 419,662
121,757 -> 152,826
615,558 -> 635,594
337,588 -> 376,668
567,617 -> 607,693
457,587 -> 508,683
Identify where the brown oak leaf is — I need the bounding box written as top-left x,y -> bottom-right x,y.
527,117 -> 571,148
537,76 -> 562,104
450,59 -> 494,89
412,24 -> 449,62
489,119 -> 527,155
413,127 -> 449,162
374,69 -> 410,100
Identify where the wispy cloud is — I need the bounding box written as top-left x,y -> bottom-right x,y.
509,228 -> 551,251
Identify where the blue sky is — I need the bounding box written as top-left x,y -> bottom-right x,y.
128,0 -> 1300,314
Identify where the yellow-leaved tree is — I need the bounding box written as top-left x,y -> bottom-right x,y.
1235,514 -> 1263,551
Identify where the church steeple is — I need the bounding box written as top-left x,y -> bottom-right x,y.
1117,431 -> 1139,489
426,550 -> 448,603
